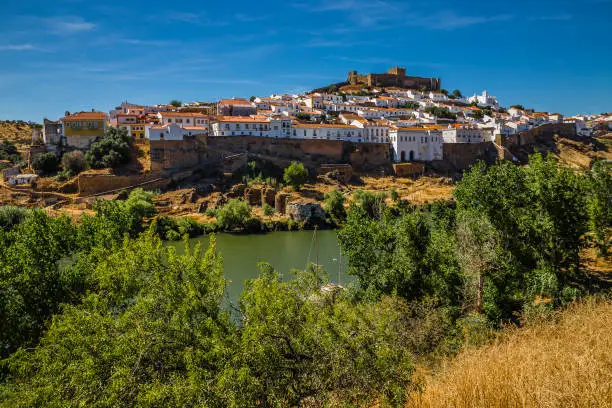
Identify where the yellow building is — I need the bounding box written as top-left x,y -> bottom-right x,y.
61,111 -> 108,149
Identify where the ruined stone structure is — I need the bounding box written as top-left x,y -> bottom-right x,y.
348,67 -> 441,91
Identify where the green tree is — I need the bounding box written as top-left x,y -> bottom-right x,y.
169,99 -> 182,107
263,203 -> 275,217
61,150 -> 86,175
510,104 -> 525,110
403,101 -> 421,110
85,126 -> 131,169
440,88 -> 449,96
455,211 -> 504,314
2,232 -> 234,407
283,161 -> 308,191
0,211 -> 79,359
425,106 -> 457,120
216,199 -> 251,231
221,263 -> 415,407
586,160 -> 612,256
31,152 -> 59,174
0,139 -> 21,164
295,113 -> 311,121
470,110 -> 485,120
323,189 -> 346,226
451,89 -> 463,99
249,96 -> 256,102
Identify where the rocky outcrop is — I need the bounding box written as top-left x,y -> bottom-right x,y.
286,202 -> 326,227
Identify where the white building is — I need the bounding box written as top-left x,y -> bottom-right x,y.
157,112 -> 209,127
211,116 -> 292,138
468,90 -> 499,108
146,123 -> 206,141
292,124 -> 364,142
428,91 -> 448,102
389,127 -> 443,162
442,125 -> 485,143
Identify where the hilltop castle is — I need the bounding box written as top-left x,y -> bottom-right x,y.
348,67 -> 441,91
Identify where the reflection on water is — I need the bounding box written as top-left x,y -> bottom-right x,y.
167,230 -> 351,305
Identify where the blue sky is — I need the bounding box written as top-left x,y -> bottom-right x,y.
0,0 -> 610,121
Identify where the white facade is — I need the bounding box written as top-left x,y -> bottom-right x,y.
468,90 -> 499,107
389,128 -> 443,162
157,112 -> 209,127
211,116 -> 292,138
292,124 -> 364,142
146,123 -> 206,141
442,126 -> 485,143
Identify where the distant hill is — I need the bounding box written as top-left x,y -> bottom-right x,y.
0,120 -> 39,146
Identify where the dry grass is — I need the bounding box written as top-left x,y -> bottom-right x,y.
408,298 -> 612,408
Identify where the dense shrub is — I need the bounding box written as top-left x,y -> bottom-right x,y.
323,189 -> 346,226
283,161 -> 308,191
216,199 -> 251,231
31,152 -> 59,174
61,150 -> 86,175
85,127 -> 131,169
0,139 -> 21,164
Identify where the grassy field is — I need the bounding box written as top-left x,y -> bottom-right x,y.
407,297 -> 612,408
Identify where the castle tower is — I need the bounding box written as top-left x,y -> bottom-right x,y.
388,67 -> 406,77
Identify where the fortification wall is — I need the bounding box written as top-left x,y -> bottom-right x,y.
501,123 -> 576,148
442,142 -> 498,171
149,137 -> 200,172
78,172 -> 170,196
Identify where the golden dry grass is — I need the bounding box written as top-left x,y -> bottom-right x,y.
408,298 -> 612,408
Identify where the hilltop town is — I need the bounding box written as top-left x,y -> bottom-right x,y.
1,66 -> 611,222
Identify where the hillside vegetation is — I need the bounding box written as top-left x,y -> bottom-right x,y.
409,298 -> 612,408
0,120 -> 37,146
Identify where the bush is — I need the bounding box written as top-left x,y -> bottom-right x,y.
31,153 -> 59,174
0,139 -> 22,164
216,199 -> 251,231
323,190 -> 346,226
263,203 -> 275,217
390,187 -> 399,202
61,151 -> 86,175
85,127 -> 131,169
205,208 -> 217,218
0,205 -> 31,229
283,161 -> 308,191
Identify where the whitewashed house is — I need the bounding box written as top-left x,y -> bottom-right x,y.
389,127 -> 443,162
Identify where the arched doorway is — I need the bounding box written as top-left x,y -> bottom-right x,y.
409,150 -> 415,161
400,151 -> 406,162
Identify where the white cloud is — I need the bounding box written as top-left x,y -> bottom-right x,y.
46,16 -> 97,33
0,44 -> 38,51
406,12 -> 514,30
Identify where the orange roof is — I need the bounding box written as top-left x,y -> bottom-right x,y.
393,127 -> 430,132
293,123 -> 358,129
159,112 -> 207,118
218,99 -> 252,106
215,116 -> 269,124
62,111 -> 108,121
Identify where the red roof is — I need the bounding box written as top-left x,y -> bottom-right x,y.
62,111 -> 108,121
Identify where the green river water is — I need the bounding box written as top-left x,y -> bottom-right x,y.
168,230 -> 351,305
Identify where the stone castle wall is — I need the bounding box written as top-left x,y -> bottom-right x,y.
148,136 -> 392,174
348,68 -> 441,91
499,123 -> 576,148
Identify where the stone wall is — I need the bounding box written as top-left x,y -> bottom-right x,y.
149,137 -> 200,172
500,123 -> 576,148
77,171 -> 171,196
441,142 -> 498,171
393,163 -> 425,177
204,136 -> 390,172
